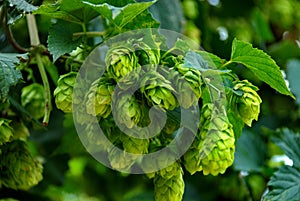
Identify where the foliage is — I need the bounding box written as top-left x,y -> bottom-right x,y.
0,0 -> 300,201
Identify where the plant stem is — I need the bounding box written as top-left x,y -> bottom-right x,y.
36,53 -> 52,126
2,6 -> 29,52
26,14 -> 40,46
26,14 -> 52,126
73,31 -> 106,37
220,60 -> 233,69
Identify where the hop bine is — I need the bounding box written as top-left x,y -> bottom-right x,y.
54,72 -> 77,113
21,83 -> 45,119
184,103 -> 235,176
0,140 -> 43,190
231,80 -> 262,126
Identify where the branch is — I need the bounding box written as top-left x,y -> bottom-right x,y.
26,14 -> 52,127
2,7 -> 29,53
73,31 -> 106,37
26,14 -> 40,46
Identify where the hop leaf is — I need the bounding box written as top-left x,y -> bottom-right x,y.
54,72 -> 77,113
0,118 -> 13,145
184,104 -> 235,175
231,80 -> 262,126
0,140 -> 43,190
21,83 -> 45,119
86,74 -> 114,118
140,71 -> 178,110
106,43 -> 139,81
154,161 -> 184,201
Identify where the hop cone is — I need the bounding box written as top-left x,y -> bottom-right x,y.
10,120 -> 29,140
134,40 -> 160,65
120,133 -> 149,154
184,104 -> 235,176
0,140 -> 43,190
106,43 -> 139,81
231,80 -> 262,126
113,94 -> 142,129
21,83 -> 45,119
0,118 -> 13,145
161,53 -> 184,67
108,146 -> 137,171
140,71 -> 178,110
54,72 -> 77,113
161,65 -> 203,108
154,161 -> 184,201
86,75 -> 114,118
84,118 -> 121,153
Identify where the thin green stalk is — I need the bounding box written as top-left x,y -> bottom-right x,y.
220,60 -> 233,69
26,14 -> 40,46
73,31 -> 106,37
26,14 -> 52,126
80,23 -> 89,58
36,53 -> 52,126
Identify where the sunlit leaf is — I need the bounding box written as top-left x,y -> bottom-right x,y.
231,38 -> 294,98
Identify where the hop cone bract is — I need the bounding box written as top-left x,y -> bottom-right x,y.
0,140 -> 43,190
231,80 -> 262,126
21,83 -> 45,119
54,72 -> 77,113
154,161 -> 184,201
184,104 -> 235,175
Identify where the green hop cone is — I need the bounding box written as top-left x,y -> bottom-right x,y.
54,72 -> 77,113
21,83 -> 45,119
161,53 -> 184,67
0,140 -> 43,190
154,161 -> 184,201
106,43 -> 139,81
161,65 -> 203,108
231,80 -> 262,126
10,120 -> 29,140
184,104 -> 235,176
120,133 -> 149,154
175,63 -> 203,99
140,71 -> 178,110
134,40 -> 160,65
108,146 -> 136,171
113,94 -> 142,129
0,118 -> 13,145
86,75 -> 114,118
